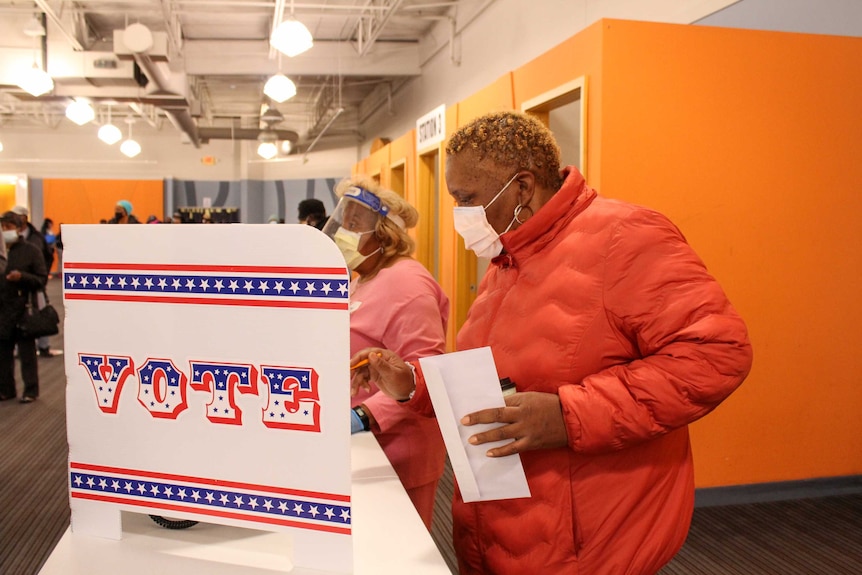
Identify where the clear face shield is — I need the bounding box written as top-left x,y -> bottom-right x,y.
322,186 -> 389,270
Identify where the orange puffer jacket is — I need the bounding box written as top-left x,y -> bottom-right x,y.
413,167 -> 752,574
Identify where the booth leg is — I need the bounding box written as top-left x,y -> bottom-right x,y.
70,500 -> 123,540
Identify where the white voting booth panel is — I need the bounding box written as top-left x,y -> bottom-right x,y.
63,224 -> 353,573
39,434 -> 453,575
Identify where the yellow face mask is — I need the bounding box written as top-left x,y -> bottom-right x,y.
333,227 -> 377,270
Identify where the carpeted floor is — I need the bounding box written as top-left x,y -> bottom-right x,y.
1,278 -> 860,574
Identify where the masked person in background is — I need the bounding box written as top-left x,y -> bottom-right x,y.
109,200 -> 139,224
298,198 -> 328,230
322,177 -> 449,530
351,111 -> 753,575
0,212 -> 48,403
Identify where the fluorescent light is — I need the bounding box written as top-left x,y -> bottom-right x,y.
66,99 -> 95,125
16,63 -> 53,97
270,19 -> 313,58
120,139 -> 141,158
98,123 -> 122,145
257,141 -> 278,160
264,74 -> 297,103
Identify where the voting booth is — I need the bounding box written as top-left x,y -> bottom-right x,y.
63,224 -> 353,573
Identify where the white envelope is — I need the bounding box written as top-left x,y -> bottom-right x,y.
419,347 -> 531,503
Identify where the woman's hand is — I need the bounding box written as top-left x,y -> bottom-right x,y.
461,391 -> 569,457
6,270 -> 21,282
349,348 -> 415,400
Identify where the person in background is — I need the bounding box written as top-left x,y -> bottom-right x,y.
351,111 -> 753,574
109,200 -> 139,224
146,215 -> 161,224
53,225 -> 63,277
0,226 -> 7,274
298,198 -> 328,230
171,211 -> 183,224
0,212 -> 48,403
323,177 -> 449,530
11,206 -> 50,269
11,207 -> 59,358
41,218 -> 57,277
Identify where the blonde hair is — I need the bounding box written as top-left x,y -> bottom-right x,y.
334,175 -> 417,259
445,111 -> 563,190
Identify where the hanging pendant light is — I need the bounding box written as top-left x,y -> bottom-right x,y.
257,131 -> 278,159
264,73 -> 297,103
16,14 -> 52,97
23,14 -> 46,38
17,62 -> 54,97
270,18 -> 313,58
120,118 -> 141,158
98,106 -> 122,144
66,98 -> 95,125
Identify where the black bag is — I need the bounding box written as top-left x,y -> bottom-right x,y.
18,298 -> 60,339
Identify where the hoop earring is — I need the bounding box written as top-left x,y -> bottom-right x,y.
513,204 -> 533,224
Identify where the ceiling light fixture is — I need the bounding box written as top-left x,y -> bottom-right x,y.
264,73 -> 297,103
16,62 -> 53,97
98,122 -> 122,145
120,118 -> 141,158
66,98 -> 95,125
257,131 -> 278,159
98,106 -> 122,145
23,14 -> 46,38
270,18 -> 313,58
17,13 -> 52,97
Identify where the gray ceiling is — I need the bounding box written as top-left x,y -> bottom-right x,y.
0,0 -> 464,153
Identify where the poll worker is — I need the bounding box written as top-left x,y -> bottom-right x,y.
323,177 -> 449,529
351,111 -> 753,574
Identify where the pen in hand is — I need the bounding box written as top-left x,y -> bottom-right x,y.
351,358 -> 370,370
351,352 -> 383,371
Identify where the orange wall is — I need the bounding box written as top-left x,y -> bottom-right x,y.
366,146 -> 391,186
594,20 -> 862,486
388,130 -> 418,234
42,179 -> 164,226
513,21 -> 605,187
0,183 -> 16,214
356,19 -> 862,488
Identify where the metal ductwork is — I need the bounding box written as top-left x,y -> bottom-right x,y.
197,127 -> 298,145
123,23 -> 201,148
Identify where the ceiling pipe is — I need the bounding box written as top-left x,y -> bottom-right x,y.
302,106 -> 343,161
33,0 -> 85,51
124,23 -> 201,147
132,53 -> 201,148
198,127 -> 298,144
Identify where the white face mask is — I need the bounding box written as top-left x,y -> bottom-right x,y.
452,172 -> 520,259
334,227 -> 377,270
2,230 -> 18,244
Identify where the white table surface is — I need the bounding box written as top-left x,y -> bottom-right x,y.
39,433 -> 452,574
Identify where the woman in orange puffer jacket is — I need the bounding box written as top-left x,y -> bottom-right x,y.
352,111 -> 753,575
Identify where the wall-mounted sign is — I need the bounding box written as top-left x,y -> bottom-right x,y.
200,155 -> 218,166
416,104 -> 446,151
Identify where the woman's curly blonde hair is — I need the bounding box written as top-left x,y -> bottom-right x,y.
334,175 -> 418,259
445,111 -> 563,191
